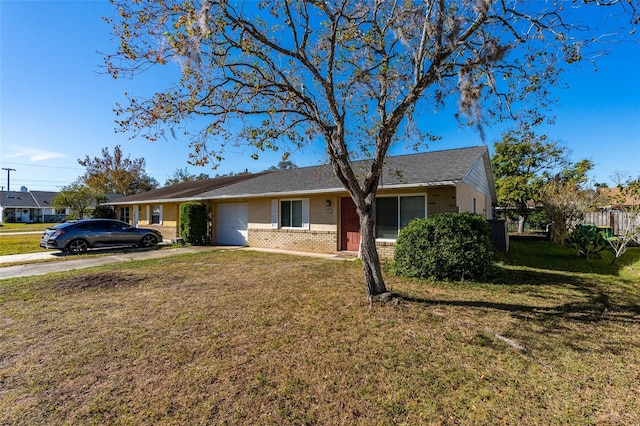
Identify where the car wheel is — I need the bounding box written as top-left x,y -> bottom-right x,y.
66,239 -> 88,254
139,234 -> 158,247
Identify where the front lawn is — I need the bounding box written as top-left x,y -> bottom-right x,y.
1,242 -> 639,424
0,222 -> 58,233
0,223 -> 52,256
0,234 -> 48,256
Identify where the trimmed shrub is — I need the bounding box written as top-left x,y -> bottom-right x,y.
393,212 -> 494,281
179,202 -> 208,245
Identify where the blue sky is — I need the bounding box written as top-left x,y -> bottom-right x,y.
1,0 -> 639,192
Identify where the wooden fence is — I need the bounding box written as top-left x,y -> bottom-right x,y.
582,211 -> 640,236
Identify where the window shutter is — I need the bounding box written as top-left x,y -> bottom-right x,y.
302,198 -> 310,230
271,199 -> 278,228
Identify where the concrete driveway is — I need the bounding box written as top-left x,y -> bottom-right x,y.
0,246 -> 226,279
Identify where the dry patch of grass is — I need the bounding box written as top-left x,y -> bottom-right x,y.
1,248 -> 639,425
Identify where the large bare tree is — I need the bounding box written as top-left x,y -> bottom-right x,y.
105,0 -> 637,298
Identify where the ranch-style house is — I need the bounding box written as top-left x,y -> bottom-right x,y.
106,146 -> 498,257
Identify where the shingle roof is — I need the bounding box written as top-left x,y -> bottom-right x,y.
106,146 -> 492,204
109,173 -> 270,204
1,191 -> 122,209
201,146 -> 490,198
30,191 -> 57,208
597,187 -> 640,208
1,191 -> 49,208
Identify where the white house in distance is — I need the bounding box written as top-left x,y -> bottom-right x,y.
0,187 -> 67,224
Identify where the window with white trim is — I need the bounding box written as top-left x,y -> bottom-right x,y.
151,205 -> 162,224
281,200 -> 302,227
271,199 -> 310,229
376,195 -> 425,239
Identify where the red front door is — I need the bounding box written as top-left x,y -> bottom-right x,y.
340,197 -> 360,251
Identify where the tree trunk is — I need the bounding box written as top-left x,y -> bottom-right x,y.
359,209 -> 387,298
518,215 -> 526,234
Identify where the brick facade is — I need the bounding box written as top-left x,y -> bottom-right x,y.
248,227 -> 399,258
375,240 -> 396,259
248,228 -> 337,254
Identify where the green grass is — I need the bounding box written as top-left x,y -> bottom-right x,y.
0,222 -> 54,255
0,222 -> 57,233
498,239 -> 637,275
495,240 -> 640,301
1,242 -> 639,424
0,234 -> 47,255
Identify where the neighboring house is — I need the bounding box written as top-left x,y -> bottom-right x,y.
0,188 -> 124,224
596,187 -> 640,209
0,188 -> 67,223
106,146 -> 497,257
583,187 -> 640,236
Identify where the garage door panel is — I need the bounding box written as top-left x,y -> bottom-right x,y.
216,203 -> 248,245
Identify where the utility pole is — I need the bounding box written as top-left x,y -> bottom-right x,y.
2,168 -> 16,191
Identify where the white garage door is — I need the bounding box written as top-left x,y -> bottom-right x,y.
216,202 -> 249,245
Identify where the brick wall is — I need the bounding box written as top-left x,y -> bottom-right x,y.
248,227 -> 401,258
376,240 -> 396,259
248,228 -> 337,253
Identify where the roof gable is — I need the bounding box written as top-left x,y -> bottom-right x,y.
30,191 -> 58,208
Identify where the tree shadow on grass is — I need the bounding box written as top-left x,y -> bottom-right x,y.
388,239 -> 640,353
489,263 -> 588,286
489,261 -> 640,311
394,260 -> 640,331
396,287 -> 640,355
399,290 -> 640,324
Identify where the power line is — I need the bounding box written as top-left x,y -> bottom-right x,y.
0,161 -> 85,171
1,161 -> 178,178
6,179 -> 67,184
